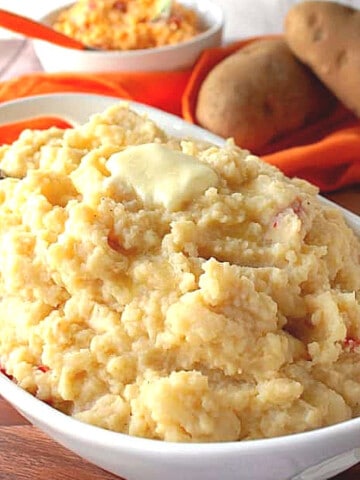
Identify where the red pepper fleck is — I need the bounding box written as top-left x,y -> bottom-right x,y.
107,234 -> 136,255
168,14 -> 182,28
0,366 -> 14,381
88,0 -> 97,10
108,232 -> 121,251
291,199 -> 303,215
113,1 -> 127,12
271,198 -> 303,229
37,365 -> 50,373
343,337 -> 360,352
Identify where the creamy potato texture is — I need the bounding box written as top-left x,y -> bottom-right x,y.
0,103 -> 360,442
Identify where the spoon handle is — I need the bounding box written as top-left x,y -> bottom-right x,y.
0,9 -> 86,50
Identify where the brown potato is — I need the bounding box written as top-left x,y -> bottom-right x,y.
195,38 -> 334,153
285,1 -> 360,116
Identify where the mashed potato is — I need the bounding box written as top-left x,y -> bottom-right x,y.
53,0 -> 201,50
0,103 -> 359,442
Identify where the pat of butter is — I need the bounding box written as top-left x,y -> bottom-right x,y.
107,144 -> 218,211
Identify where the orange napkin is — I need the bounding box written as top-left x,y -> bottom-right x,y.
0,116 -> 73,145
0,37 -> 359,193
0,70 -> 191,117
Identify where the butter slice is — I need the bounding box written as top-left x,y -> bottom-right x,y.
107,144 -> 218,211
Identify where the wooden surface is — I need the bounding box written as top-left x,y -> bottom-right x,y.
0,186 -> 359,480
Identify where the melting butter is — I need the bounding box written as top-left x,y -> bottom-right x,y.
107,143 -> 219,211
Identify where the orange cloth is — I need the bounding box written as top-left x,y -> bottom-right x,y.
0,38 -> 359,192
0,70 -> 191,117
0,116 -> 72,145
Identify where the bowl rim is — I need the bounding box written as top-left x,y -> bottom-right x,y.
2,369 -> 360,455
37,0 -> 224,56
0,92 -> 226,146
0,93 -> 359,456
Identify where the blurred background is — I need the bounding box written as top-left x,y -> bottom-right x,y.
1,0 -> 359,41
0,0 -> 359,80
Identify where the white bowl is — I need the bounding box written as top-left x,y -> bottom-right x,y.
0,93 -> 360,480
32,1 -> 223,72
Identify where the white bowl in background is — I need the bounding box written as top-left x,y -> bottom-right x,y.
32,0 -> 223,72
0,93 -> 359,480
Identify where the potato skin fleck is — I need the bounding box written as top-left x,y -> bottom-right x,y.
285,1 -> 360,117
195,38 -> 334,154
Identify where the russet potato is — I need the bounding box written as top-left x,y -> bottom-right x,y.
195,38 -> 335,153
285,1 -> 360,117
